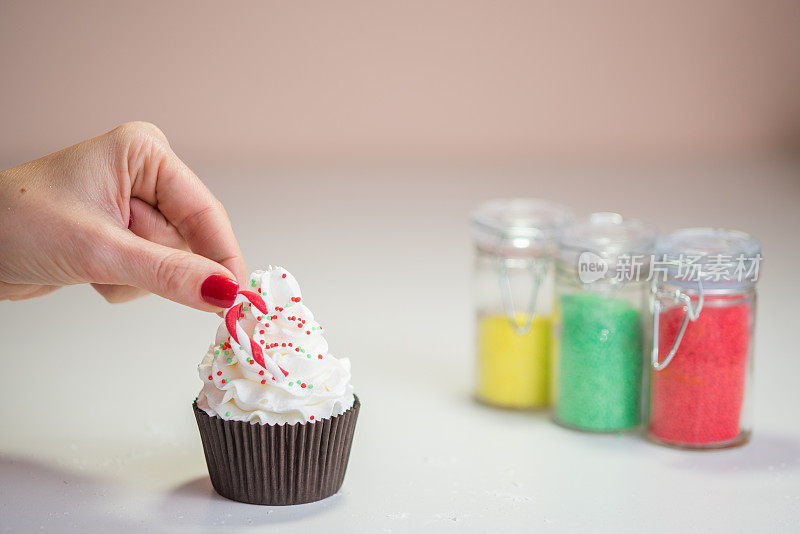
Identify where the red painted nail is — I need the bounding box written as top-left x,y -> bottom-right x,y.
201,274 -> 238,308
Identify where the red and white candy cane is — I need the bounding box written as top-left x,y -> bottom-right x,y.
225,290 -> 288,382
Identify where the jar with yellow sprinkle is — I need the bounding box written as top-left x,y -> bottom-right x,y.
471,199 -> 573,409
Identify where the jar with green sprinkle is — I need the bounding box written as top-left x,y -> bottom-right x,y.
551,212 -> 656,432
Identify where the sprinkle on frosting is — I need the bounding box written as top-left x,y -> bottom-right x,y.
197,266 -> 355,425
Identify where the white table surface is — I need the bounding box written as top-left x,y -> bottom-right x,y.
2,163 -> 799,533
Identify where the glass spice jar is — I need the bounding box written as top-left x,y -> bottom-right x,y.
471,199 -> 573,409
551,212 -> 656,432
647,228 -> 761,449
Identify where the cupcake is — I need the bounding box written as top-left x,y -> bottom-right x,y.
193,266 -> 359,505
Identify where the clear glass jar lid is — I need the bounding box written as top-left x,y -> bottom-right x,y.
471,198 -> 573,255
558,212 -> 656,265
656,227 -> 762,289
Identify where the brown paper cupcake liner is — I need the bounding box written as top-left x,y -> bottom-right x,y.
193,395 -> 360,505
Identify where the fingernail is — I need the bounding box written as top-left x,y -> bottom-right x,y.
201,274 -> 238,308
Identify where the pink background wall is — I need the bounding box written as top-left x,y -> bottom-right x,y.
2,1 -> 799,168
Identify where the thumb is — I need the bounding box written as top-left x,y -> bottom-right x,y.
107,230 -> 239,312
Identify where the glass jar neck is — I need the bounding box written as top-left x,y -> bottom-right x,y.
659,277 -> 756,296
475,240 -> 555,260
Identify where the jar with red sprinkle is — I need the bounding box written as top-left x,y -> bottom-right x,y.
647,228 -> 761,450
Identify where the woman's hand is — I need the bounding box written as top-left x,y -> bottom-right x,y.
0,121 -> 245,311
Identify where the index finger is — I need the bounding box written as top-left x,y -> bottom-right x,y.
122,125 -> 246,284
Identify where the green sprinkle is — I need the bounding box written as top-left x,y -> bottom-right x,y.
555,293 -> 642,431
227,358 -> 232,364
225,411 -> 231,417
308,384 -> 313,389
251,280 -> 257,287
215,350 -> 220,355
307,354 -> 311,358
289,382 -> 294,386
224,350 -> 229,356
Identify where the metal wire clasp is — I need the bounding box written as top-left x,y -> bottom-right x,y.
651,281 -> 705,371
495,238 -> 545,336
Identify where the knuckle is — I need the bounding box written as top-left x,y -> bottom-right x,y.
217,199 -> 229,218
108,122 -> 171,185
75,227 -> 118,282
178,203 -> 219,242
153,250 -> 190,297
113,121 -> 168,144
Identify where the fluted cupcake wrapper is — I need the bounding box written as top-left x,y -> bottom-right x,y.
193,395 -> 360,505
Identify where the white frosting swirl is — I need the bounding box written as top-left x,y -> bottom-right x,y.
197,266 -> 355,425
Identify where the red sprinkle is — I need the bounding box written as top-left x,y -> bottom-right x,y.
259,370 -> 265,376
208,375 -> 213,380
282,273 -> 287,278
310,415 -> 315,421
650,299 -> 750,446
261,379 -> 266,384
217,371 -> 222,376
